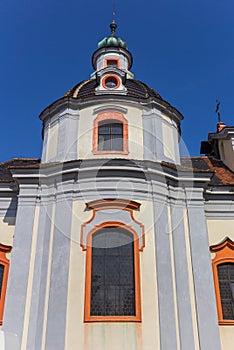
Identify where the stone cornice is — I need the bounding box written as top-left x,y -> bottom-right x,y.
93,104 -> 128,114
209,127 -> 234,141
9,158 -> 212,188
39,94 -> 184,128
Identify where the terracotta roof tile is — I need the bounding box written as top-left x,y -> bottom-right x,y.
0,158 -> 40,182
181,156 -> 234,185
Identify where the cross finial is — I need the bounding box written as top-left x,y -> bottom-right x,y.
215,99 -> 221,123
110,3 -> 117,36
112,3 -> 116,22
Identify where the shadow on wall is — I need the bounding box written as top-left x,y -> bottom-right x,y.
3,197 -> 17,226
0,331 -> 20,350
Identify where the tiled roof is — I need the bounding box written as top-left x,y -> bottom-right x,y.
64,78 -> 163,101
181,156 -> 234,185
0,158 -> 40,182
39,78 -> 183,123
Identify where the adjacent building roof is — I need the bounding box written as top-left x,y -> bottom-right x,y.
0,159 -> 40,183
181,156 -> 234,186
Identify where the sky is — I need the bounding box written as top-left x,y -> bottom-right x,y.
0,0 -> 233,162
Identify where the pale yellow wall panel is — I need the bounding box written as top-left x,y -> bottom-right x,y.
0,217 -> 15,247
162,113 -> 172,124
47,122 -> 59,161
83,323 -> 141,350
126,105 -> 144,160
65,200 -> 159,350
220,326 -> 234,350
207,219 -> 234,350
162,123 -> 175,160
77,107 -> 93,159
207,219 -> 234,246
139,201 -> 160,349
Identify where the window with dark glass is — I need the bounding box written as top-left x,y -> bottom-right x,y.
0,264 -> 4,297
98,121 -> 123,151
218,263 -> 234,320
91,227 -> 135,316
107,59 -> 118,68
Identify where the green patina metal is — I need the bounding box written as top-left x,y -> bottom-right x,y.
98,36 -> 127,49
97,20 -> 127,49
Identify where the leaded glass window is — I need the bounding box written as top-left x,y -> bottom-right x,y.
90,227 -> 135,316
218,263 -> 234,320
98,122 -> 123,151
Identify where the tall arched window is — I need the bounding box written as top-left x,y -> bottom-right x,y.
217,263 -> 234,320
93,111 -> 128,155
211,237 -> 234,325
84,224 -> 141,322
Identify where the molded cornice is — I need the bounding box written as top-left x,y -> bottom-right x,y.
210,237 -> 234,252
86,199 -> 141,211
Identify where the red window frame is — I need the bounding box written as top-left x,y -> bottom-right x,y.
0,244 -> 11,325
84,222 -> 142,322
93,111 -> 128,155
210,237 -> 234,325
104,58 -> 121,69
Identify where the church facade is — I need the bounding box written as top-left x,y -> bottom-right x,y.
0,22 -> 234,350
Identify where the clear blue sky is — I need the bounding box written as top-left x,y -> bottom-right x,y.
0,0 -> 233,161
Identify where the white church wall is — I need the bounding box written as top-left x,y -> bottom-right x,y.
78,104 -> 144,160
142,108 -> 181,164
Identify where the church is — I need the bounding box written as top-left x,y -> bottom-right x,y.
0,21 -> 234,350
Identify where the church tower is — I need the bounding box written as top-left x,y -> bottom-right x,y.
1,21 -> 228,350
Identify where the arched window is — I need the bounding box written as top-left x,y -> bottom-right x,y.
210,237 -> 234,325
217,263 -> 234,320
84,224 -> 141,322
93,111 -> 128,154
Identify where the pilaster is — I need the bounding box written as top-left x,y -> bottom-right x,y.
185,186 -> 222,350
152,185 -> 178,350
2,185 -> 39,346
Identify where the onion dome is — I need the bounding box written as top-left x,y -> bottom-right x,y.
97,20 -> 127,49
92,21 -> 132,71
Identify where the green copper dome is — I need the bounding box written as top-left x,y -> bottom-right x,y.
97,21 -> 127,49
